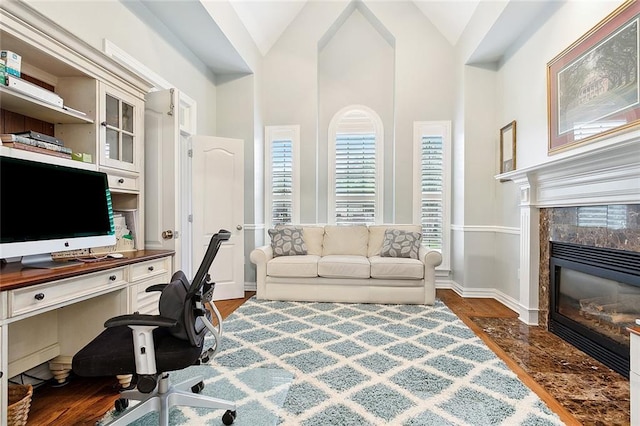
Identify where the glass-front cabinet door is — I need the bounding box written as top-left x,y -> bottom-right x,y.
99,83 -> 143,173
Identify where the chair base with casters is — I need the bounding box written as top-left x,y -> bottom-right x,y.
109,373 -> 236,426
72,230 -> 237,426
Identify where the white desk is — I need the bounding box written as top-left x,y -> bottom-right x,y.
0,251 -> 173,426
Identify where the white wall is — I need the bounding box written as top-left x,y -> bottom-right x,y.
497,1 -> 625,169
262,0 -> 455,226
26,0 -> 629,305
318,8 -> 395,223
459,0 -> 627,306
25,0 -> 219,136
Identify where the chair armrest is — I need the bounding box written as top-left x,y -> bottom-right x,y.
146,283 -> 168,292
105,314 -> 177,328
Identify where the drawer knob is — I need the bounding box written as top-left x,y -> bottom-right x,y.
109,275 -> 117,281
148,266 -> 154,272
118,178 -> 125,184
34,293 -> 45,301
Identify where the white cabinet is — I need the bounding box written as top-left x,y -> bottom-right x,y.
99,83 -> 144,174
0,3 -> 150,252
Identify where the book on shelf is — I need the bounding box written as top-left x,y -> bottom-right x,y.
14,130 -> 64,146
1,142 -> 72,159
0,134 -> 72,154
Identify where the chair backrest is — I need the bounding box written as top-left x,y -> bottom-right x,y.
158,230 -> 231,346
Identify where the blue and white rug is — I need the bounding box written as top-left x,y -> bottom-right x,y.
120,297 -> 564,425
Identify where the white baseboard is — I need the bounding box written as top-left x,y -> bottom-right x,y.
437,280 -> 538,325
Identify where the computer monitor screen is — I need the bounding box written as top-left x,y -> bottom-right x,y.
0,155 -> 116,268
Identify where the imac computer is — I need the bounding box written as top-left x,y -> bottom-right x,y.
0,155 -> 116,269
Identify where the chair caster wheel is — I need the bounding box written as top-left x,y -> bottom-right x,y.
222,409 -> 236,425
191,381 -> 205,394
114,398 -> 129,412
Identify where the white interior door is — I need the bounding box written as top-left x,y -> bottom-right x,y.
191,136 -> 244,300
144,89 -> 183,271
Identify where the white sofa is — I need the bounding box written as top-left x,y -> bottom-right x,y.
250,224 -> 443,305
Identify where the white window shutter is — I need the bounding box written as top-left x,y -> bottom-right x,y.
271,138 -> 293,225
420,135 -> 443,249
265,125 -> 300,229
334,133 -> 377,225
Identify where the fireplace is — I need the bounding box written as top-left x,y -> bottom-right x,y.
549,241 -> 640,377
502,132 -> 640,373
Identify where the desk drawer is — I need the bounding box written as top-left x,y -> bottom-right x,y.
131,258 -> 170,282
107,173 -> 139,192
8,268 -> 127,317
133,273 -> 170,315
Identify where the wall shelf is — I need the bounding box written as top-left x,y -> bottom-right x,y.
0,86 -> 93,125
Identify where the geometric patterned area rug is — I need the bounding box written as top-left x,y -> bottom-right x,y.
117,297 -> 564,425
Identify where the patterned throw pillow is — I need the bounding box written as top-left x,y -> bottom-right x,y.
380,229 -> 421,259
268,226 -> 308,257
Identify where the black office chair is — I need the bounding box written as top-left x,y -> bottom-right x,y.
72,230 -> 237,426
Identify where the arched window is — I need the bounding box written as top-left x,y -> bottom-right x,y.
328,106 -> 383,225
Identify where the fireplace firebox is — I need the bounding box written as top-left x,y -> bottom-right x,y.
549,242 -> 640,378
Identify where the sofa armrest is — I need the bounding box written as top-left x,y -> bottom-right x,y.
420,246 -> 443,268
250,245 -> 273,265
419,246 -> 443,305
250,245 -> 273,299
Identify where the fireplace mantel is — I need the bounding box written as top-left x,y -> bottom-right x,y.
496,129 -> 640,324
500,129 -> 640,207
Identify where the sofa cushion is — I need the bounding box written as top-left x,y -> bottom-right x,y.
318,255 -> 370,278
322,225 -> 369,256
267,255 -> 320,278
380,229 -> 421,259
368,225 -> 422,257
369,256 -> 424,279
268,226 -> 307,257
302,226 -> 325,256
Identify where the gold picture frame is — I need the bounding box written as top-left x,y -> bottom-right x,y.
547,0 -> 640,154
500,120 -> 516,174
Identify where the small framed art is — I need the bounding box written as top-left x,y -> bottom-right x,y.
500,120 -> 516,174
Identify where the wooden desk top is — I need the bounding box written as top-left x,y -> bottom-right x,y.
0,250 -> 174,292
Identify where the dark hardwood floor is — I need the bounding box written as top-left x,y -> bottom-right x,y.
23,290 -> 629,425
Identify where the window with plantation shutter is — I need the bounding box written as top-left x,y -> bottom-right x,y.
265,126 -> 300,228
328,106 -> 383,225
414,121 -> 451,269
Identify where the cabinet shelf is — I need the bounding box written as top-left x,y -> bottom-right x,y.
0,86 -> 94,124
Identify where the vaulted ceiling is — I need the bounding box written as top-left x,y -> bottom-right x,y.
131,0 -> 556,75
228,0 -> 481,55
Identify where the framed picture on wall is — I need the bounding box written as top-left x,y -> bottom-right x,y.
500,120 -> 516,174
547,0 -> 640,154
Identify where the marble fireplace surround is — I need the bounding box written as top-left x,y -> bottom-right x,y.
499,128 -> 640,325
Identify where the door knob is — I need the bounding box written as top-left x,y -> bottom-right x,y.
162,230 -> 174,239
236,225 -> 243,231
